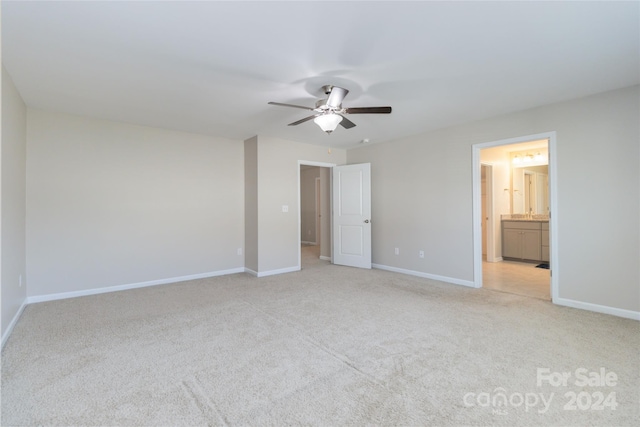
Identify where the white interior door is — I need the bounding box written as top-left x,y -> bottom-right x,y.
332,163 -> 371,269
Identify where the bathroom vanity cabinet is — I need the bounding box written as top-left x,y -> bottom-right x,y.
502,220 -> 549,262
541,222 -> 549,262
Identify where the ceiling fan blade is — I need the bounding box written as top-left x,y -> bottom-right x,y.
268,102 -> 315,111
338,115 -> 356,129
344,106 -> 392,114
326,86 -> 349,108
288,115 -> 319,126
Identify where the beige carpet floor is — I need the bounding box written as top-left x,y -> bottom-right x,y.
2,247 -> 639,426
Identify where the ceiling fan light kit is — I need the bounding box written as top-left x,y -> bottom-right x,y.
314,114 -> 343,134
269,85 -> 392,135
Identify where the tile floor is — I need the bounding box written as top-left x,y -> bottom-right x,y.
482,259 -> 551,300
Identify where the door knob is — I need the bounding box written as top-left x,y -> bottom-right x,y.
364,219 -> 370,223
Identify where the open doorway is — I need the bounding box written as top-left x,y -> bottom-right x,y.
299,163 -> 333,269
473,133 -> 558,301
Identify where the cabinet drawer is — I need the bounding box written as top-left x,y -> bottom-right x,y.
502,221 -> 541,230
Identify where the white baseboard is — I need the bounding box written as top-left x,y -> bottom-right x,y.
301,241 -> 317,246
319,256 -> 331,261
553,297 -> 640,321
1,299 -> 28,349
26,267 -> 246,305
372,263 -> 475,288
253,266 -> 300,278
245,266 -> 300,277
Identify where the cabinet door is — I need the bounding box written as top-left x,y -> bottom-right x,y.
541,246 -> 550,262
503,229 -> 522,258
541,226 -> 550,262
522,230 -> 541,260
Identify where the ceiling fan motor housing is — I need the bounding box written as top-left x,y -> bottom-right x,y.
321,85 -> 334,95
316,99 -> 332,110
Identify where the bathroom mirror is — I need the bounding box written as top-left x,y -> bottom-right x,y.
511,165 -> 549,215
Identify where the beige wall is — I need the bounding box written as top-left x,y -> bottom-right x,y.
254,136 -> 346,274
348,85 -> 640,314
1,66 -> 28,339
26,110 -> 245,297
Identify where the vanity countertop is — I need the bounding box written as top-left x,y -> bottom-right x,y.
501,214 -> 549,222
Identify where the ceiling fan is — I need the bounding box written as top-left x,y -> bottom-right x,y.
268,85 -> 392,134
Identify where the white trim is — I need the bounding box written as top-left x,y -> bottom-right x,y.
472,147 -> 483,288
481,163 -> 496,262
26,268 -> 245,304
547,133 -> 559,303
255,266 -> 300,278
1,300 -> 28,349
554,297 -> 640,321
301,241 -> 317,246
372,263 -> 475,288
315,176 -> 321,249
244,268 -> 258,277
319,255 -> 331,261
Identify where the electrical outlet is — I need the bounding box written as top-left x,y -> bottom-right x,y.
282,205 -> 289,213
419,250 -> 425,258
394,248 -> 399,255
237,248 -> 243,255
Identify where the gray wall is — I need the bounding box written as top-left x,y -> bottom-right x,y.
1,66 -> 28,339
347,85 -> 640,313
26,110 -> 245,297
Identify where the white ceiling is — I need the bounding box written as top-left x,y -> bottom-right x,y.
2,1 -> 639,149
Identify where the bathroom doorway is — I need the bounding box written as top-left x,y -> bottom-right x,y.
472,133 -> 557,301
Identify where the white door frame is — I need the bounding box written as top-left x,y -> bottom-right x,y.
481,163 -> 496,262
298,160 -> 336,269
472,131 -> 559,302
315,177 -> 321,247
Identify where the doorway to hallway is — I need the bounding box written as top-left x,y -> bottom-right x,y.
299,163 -> 332,269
